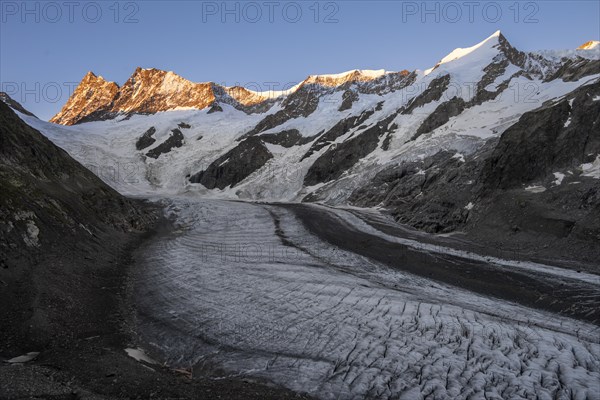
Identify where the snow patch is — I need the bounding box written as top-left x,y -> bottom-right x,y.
581,155 -> 600,178
452,152 -> 465,163
552,172 -> 565,186
524,185 -> 546,193
23,220 -> 40,247
125,348 -> 159,365
564,117 -> 572,127
5,352 -> 39,363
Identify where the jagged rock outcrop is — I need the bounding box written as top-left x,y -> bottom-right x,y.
258,129 -> 314,148
0,92 -> 37,118
146,128 -> 185,159
338,89 -> 358,111
243,85 -> 321,137
301,109 -> 375,160
207,103 -> 223,114
412,97 -> 466,140
189,137 -> 273,189
401,74 -> 450,115
136,127 -> 157,151
50,68 -> 273,125
49,72 -> 119,125
350,149 -> 484,233
481,81 -> 600,190
304,114 -> 398,186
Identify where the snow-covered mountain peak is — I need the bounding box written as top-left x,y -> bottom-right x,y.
424,31 -> 505,76
303,69 -> 389,87
578,40 -> 600,50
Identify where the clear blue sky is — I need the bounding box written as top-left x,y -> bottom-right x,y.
1,0 -> 599,120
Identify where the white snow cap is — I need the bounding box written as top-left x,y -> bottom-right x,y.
424,31 -> 502,76
578,40 -> 600,50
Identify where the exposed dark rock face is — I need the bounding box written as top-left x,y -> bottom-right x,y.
481,81 -> 600,190
412,97 -> 466,140
497,33 -> 557,78
0,101 -> 156,351
381,132 -> 394,151
190,137 -> 273,189
353,70 -> 417,96
258,129 -> 314,148
304,114 -> 398,186
74,109 -> 121,124
350,149 -> 485,233
0,92 -> 37,118
207,103 -> 224,114
135,126 -> 157,150
544,58 -> 600,82
468,60 -> 514,106
146,129 -> 185,159
243,85 -> 321,137
496,33 -> 599,82
178,122 -> 191,129
301,109 -> 375,160
401,74 -> 450,115
338,89 -> 358,111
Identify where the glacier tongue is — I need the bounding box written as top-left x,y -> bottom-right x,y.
132,197 -> 600,400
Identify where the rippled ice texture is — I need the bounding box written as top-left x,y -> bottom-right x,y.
133,199 -> 600,400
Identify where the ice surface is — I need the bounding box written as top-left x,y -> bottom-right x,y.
132,198 -> 600,400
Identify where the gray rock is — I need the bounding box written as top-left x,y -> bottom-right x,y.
259,129 -> 315,148
412,96 -> 466,140
207,103 -> 223,114
338,89 -> 358,111
401,74 -> 450,115
481,81 -> 600,190
190,137 -> 273,189
350,150 -> 482,233
146,129 -> 184,159
301,109 -> 375,161
304,113 -> 397,186
135,127 -> 157,150
243,85 -> 320,137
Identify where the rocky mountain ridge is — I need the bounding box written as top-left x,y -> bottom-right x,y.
50,33 -> 599,127
50,67 -> 405,126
